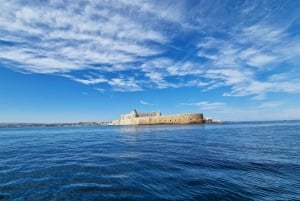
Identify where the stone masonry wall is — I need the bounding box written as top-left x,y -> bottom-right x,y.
114,113 -> 204,125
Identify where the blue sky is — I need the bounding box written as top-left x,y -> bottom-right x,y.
0,0 -> 300,123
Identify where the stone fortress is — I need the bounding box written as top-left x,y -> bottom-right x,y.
112,110 -> 205,125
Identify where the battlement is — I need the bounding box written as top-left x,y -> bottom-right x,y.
136,111 -> 161,117
120,110 -> 161,120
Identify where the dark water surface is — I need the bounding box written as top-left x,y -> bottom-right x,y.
0,121 -> 299,200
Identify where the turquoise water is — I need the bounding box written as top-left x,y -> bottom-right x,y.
0,121 -> 299,200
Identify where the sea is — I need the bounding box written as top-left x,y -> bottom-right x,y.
0,121 -> 299,201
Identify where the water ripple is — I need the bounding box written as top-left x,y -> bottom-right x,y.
0,121 -> 300,200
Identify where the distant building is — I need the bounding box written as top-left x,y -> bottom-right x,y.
112,110 -> 204,125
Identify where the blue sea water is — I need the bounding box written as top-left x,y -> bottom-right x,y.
0,121 -> 299,201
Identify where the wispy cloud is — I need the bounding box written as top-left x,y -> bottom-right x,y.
257,102 -> 282,109
108,78 -> 142,92
72,77 -> 107,85
140,100 -> 153,105
247,54 -> 276,67
95,88 -> 105,93
180,100 -> 296,121
0,1 -> 166,72
195,22 -> 300,98
0,0 -> 299,96
182,101 -> 227,111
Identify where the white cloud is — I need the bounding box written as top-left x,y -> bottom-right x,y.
0,1 -> 167,75
118,0 -> 186,26
95,88 -> 105,93
224,80 -> 300,98
247,54 -> 276,67
0,48 -> 81,73
197,51 -> 218,61
73,77 -> 107,85
180,99 -> 299,121
256,102 -> 282,109
205,68 -> 252,85
252,94 -> 266,100
140,100 -> 152,105
166,62 -> 203,76
0,0 -> 299,97
195,21 -> 300,97
182,101 -> 227,111
241,24 -> 285,43
108,78 -> 142,92
144,71 -> 170,89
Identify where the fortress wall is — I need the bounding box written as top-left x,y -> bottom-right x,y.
119,118 -> 138,125
156,114 -> 204,124
127,113 -> 204,125
113,111 -> 204,125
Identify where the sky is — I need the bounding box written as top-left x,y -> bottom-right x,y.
0,0 -> 300,123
